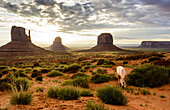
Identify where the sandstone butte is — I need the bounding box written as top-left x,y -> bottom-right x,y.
0,26 -> 51,57
49,37 -> 71,51
88,33 -> 122,51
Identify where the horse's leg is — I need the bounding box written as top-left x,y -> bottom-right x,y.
118,75 -> 121,87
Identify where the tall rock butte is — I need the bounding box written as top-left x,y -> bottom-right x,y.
139,41 -> 170,48
89,33 -> 122,51
49,37 -> 70,51
0,26 -> 51,56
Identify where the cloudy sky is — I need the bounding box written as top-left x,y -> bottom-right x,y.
0,0 -> 170,47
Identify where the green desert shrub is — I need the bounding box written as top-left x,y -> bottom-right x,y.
10,67 -> 18,72
79,68 -> 86,72
14,77 -> 31,91
36,75 -> 43,81
58,86 -> 80,100
33,62 -> 40,67
91,59 -> 97,63
1,69 -> 9,75
0,73 -> 2,78
123,61 -> 128,64
31,69 -> 41,78
36,87 -> 44,92
126,64 -> 169,87
84,65 -> 90,70
94,68 -> 107,74
62,77 -> 89,88
160,95 -> 165,98
63,63 -> 81,73
46,70 -> 63,77
71,72 -> 88,79
0,66 -> 7,70
91,74 -> 109,84
85,100 -> 109,110
97,59 -> 105,65
149,56 -> 161,62
100,65 -> 113,68
47,87 -> 59,98
10,91 -> 33,105
107,74 -> 118,80
140,89 -> 151,95
0,82 -> 11,91
80,89 -> 93,96
97,86 -> 128,105
25,68 -> 32,73
41,68 -> 50,73
5,72 -> 28,83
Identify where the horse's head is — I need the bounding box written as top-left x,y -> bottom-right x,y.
121,81 -> 126,89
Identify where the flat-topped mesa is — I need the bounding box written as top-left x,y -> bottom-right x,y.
11,26 -> 31,42
97,33 -> 113,45
140,41 -> 170,48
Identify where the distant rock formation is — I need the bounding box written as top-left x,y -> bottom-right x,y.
139,41 -> 170,48
49,37 -> 71,51
0,26 -> 51,56
88,33 -> 122,51
11,26 -> 31,42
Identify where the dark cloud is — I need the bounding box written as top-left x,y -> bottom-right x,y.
0,0 -> 170,34
34,0 -> 56,6
140,0 -> 170,11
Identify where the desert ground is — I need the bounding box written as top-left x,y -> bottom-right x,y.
0,51 -> 169,110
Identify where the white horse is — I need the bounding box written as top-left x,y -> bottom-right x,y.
115,66 -> 127,88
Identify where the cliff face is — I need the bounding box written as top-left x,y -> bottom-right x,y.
97,33 -> 113,45
11,26 -> 31,42
140,41 -> 170,48
89,33 -> 122,51
50,37 -> 70,51
0,26 -> 51,56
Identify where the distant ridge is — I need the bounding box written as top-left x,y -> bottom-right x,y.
139,41 -> 170,48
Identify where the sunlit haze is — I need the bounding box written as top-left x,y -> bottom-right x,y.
0,0 -> 170,48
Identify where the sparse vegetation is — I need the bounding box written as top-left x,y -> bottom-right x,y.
126,64 -> 169,87
62,76 -> 89,88
10,91 -> 33,105
31,69 -> 41,78
97,86 -> 128,105
47,87 -> 59,98
123,61 -> 128,64
58,86 -> 80,100
160,95 -> 165,98
80,89 -> 93,96
46,70 -> 64,77
149,56 -> 161,62
71,72 -> 88,79
35,75 -> 43,81
36,87 -> 44,92
85,100 -> 109,110
140,89 -> 151,95
91,74 -> 109,83
63,63 -> 81,73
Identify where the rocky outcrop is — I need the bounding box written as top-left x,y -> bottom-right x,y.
0,26 -> 51,56
139,41 -> 170,48
11,26 -> 31,42
49,37 -> 70,51
97,33 -> 113,44
88,33 -> 122,51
